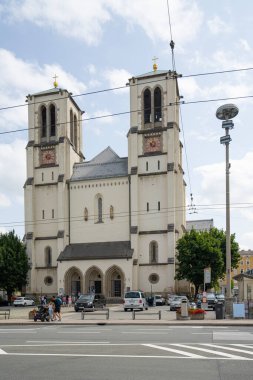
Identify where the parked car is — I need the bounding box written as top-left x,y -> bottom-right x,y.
167,294 -> 177,305
13,296 -> 35,307
123,291 -> 148,311
170,296 -> 188,311
74,294 -> 106,312
154,295 -> 165,306
197,293 -> 217,310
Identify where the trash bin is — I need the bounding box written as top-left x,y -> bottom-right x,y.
181,299 -> 189,318
215,302 -> 225,319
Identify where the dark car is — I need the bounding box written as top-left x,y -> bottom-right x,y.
74,294 -> 106,312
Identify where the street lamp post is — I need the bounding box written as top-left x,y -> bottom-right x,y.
216,104 -> 239,299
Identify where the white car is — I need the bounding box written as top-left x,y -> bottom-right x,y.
13,297 -> 35,307
154,295 -> 165,306
123,291 -> 148,311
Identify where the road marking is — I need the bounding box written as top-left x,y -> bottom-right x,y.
144,344 -> 205,358
0,349 -> 7,355
202,343 -> 253,355
173,344 -> 247,359
27,340 -> 110,344
58,331 -> 101,334
213,332 -> 253,340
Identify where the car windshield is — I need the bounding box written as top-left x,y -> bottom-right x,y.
216,294 -> 225,299
15,297 -> 23,300
78,295 -> 93,301
207,294 -> 215,299
155,295 -> 162,299
125,292 -> 140,298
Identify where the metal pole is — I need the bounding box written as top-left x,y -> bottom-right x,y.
225,127 -> 231,299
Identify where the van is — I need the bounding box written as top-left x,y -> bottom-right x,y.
123,291 -> 148,311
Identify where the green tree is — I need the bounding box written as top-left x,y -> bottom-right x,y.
0,231 -> 29,302
175,228 -> 240,296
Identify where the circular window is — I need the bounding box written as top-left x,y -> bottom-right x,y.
149,273 -> 159,284
44,276 -> 53,286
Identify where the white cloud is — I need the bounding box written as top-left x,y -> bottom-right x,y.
207,15 -> 232,35
92,109 -> 114,124
4,0 -> 111,45
0,139 -> 26,207
239,39 -> 251,52
2,0 -> 203,47
107,0 -> 203,46
103,68 -> 131,94
0,49 -> 86,130
194,152 -> 253,248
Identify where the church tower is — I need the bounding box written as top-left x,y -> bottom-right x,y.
24,82 -> 84,295
128,65 -> 185,294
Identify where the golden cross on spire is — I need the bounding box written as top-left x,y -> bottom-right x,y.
152,56 -> 158,71
53,74 -> 58,88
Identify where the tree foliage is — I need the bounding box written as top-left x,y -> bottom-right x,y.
0,231 -> 29,300
175,228 -> 240,295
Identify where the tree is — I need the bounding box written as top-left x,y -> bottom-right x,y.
0,231 -> 29,302
175,228 -> 240,296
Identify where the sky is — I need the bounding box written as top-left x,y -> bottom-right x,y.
0,0 -> 253,250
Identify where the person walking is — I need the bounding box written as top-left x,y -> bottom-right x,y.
52,296 -> 62,321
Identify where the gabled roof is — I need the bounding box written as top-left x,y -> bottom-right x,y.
71,146 -> 128,182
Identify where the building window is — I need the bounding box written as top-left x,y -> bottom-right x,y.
149,273 -> 159,284
158,160 -> 160,170
45,247 -> 52,267
84,207 -> 88,221
146,162 -> 148,171
42,210 -> 45,219
41,106 -> 47,138
98,197 -> 103,222
70,109 -> 74,143
74,114 -> 78,149
149,241 -> 158,263
50,104 -> 56,137
144,88 -> 151,123
154,87 -> 162,122
147,202 -> 149,212
110,205 -> 114,220
52,209 -> 54,219
52,172 -> 54,180
42,172 -> 44,181
44,276 -> 53,286
158,201 -> 160,211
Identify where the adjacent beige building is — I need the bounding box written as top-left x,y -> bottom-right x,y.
24,68 -> 186,299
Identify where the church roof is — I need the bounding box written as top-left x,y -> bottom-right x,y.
57,241 -> 133,261
71,146 -> 128,181
30,88 -> 67,97
134,70 -> 169,79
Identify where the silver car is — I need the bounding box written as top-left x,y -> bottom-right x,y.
170,296 -> 188,311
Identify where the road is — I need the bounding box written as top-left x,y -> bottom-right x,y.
0,325 -> 253,380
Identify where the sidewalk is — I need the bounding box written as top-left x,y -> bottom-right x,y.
1,305 -> 253,326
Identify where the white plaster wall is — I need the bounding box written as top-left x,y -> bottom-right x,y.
138,265 -> 175,294
70,177 -> 130,243
34,185 -> 58,236
138,234 -> 169,264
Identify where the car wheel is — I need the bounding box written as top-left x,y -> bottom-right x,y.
145,307 -> 148,310
24,303 -> 27,306
124,308 -> 127,312
75,308 -> 79,312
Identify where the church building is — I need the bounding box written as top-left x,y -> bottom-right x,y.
24,65 -> 186,300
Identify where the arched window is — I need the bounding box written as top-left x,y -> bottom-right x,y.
98,197 -> 103,222
45,246 -> 52,267
110,205 -> 114,220
74,114 -> 78,149
70,109 -> 74,143
149,241 -> 158,263
84,207 -> 88,221
154,87 -> 162,122
50,104 -> 56,137
41,106 -> 47,138
144,89 -> 151,124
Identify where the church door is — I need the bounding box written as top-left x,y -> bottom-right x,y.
112,279 -> 121,297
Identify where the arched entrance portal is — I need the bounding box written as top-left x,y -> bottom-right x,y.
64,267 -> 83,297
105,265 -> 125,298
85,266 -> 103,294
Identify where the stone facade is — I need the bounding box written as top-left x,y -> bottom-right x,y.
24,69 -> 186,299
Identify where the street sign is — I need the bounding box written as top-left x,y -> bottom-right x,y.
220,135 -> 231,144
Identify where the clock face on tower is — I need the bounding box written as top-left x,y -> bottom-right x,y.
41,149 -> 55,165
144,136 -> 161,153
